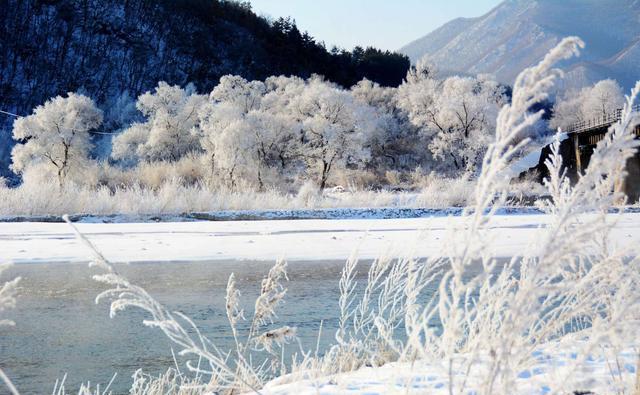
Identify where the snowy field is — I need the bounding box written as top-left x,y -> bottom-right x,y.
2,211 -> 640,264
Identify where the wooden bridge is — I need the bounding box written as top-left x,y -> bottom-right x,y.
565,104 -> 640,135
522,105 -> 640,201
565,104 -> 640,173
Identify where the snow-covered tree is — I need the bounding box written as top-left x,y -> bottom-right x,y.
549,93 -> 581,131
199,76 -> 265,188
198,102 -> 252,187
351,79 -> 418,171
405,55 -> 438,85
582,79 -> 625,118
427,76 -> 504,173
11,92 -> 103,185
351,79 -> 396,111
551,79 -> 625,131
395,68 -> 439,128
397,71 -> 504,174
110,123 -> 148,165
111,82 -> 206,163
198,75 -> 306,189
210,75 -> 266,113
261,75 -> 307,114
244,111 -> 299,189
200,103 -> 298,189
292,77 -> 377,189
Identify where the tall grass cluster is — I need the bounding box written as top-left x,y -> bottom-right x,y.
2,37 -> 640,394
0,175 -> 488,216
0,173 -> 544,216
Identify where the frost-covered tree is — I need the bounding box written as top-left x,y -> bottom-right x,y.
111,82 -> 206,163
244,111 -> 299,189
292,77 -> 377,189
427,76 -> 504,173
110,123 -> 148,165
198,102 -> 253,187
199,75 -> 304,189
582,79 -> 625,117
261,76 -> 307,118
395,64 -> 440,131
406,55 -> 438,84
11,92 -> 103,185
397,71 -> 504,174
199,76 -> 265,188
351,79 -> 420,172
351,79 -> 396,111
551,79 -> 625,131
211,75 -> 266,113
550,92 -> 581,131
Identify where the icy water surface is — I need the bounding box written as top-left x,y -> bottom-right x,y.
1,260 -> 392,394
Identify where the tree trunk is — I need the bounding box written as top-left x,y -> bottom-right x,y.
57,167 -> 64,188
450,152 -> 460,170
319,161 -> 330,190
257,167 -> 264,192
209,153 -> 216,181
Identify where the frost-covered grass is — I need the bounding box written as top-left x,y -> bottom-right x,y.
2,37 -> 640,394
0,263 -> 21,395
0,176 -> 495,216
0,168 -> 549,217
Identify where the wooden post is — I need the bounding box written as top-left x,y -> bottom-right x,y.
573,133 -> 582,174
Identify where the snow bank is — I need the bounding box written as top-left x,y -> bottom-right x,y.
2,212 -> 640,264
257,341 -> 638,394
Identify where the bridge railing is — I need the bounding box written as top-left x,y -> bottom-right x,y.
566,104 -> 640,134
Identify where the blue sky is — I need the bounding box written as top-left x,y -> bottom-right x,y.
248,0 -> 502,51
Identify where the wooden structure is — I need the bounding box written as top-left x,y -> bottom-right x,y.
565,104 -> 640,174
522,105 -> 640,201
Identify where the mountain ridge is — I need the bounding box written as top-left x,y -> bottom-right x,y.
400,0 -> 640,90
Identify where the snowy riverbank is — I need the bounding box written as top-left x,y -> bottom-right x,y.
0,206 -> 547,223
254,339 -> 638,394
2,211 -> 640,264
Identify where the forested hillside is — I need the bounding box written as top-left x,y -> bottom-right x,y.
0,0 -> 409,175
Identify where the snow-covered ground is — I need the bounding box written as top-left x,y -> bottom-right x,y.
2,211 -> 640,264
257,340 -> 638,394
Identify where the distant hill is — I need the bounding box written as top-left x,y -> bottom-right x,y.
0,0 -> 409,176
400,0 -> 640,91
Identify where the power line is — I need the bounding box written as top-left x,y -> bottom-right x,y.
0,109 -> 20,118
89,130 -> 121,135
